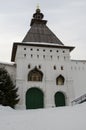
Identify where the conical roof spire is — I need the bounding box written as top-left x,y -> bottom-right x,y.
23,8 -> 64,45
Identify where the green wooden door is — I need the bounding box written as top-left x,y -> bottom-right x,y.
55,92 -> 65,107
26,88 -> 44,109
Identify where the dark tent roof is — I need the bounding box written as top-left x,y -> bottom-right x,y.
22,8 -> 64,45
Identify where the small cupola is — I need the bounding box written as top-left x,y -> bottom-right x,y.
30,7 -> 47,26
33,8 -> 44,20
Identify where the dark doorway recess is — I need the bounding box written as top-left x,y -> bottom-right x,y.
26,88 -> 44,109
55,92 -> 66,107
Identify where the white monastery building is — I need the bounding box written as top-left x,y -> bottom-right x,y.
0,8 -> 86,109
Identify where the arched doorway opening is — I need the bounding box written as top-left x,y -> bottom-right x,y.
26,87 -> 44,109
54,92 -> 66,107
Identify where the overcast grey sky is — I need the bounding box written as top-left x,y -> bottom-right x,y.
0,0 -> 86,62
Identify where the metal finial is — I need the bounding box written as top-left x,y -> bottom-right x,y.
37,3 -> 40,9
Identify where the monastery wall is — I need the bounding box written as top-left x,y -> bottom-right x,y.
70,60 -> 86,99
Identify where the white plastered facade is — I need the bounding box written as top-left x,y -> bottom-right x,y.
2,42 -> 84,109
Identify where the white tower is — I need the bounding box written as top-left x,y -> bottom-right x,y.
11,8 -> 75,109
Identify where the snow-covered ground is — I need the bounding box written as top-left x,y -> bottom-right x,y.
0,103 -> 86,130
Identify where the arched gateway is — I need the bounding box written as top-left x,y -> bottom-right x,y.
55,92 -> 66,107
26,88 -> 44,109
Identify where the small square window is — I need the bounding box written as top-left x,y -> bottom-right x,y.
24,48 -> 26,50
57,56 -> 59,59
28,64 -> 31,69
54,66 -> 56,70
64,56 -> 66,60
30,48 -> 33,51
24,54 -> 26,57
61,66 -> 63,70
37,49 -> 39,51
50,55 -> 52,58
43,49 -> 45,52
39,65 -> 41,69
50,50 -> 52,52
31,54 -> 33,57
37,55 -> 39,58
43,55 -> 45,58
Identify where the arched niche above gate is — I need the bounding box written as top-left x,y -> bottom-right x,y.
28,66 -> 43,81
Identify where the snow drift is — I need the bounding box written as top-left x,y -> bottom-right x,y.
0,103 -> 86,130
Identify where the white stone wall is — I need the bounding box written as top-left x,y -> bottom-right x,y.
70,60 -> 86,99
15,44 -> 75,109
